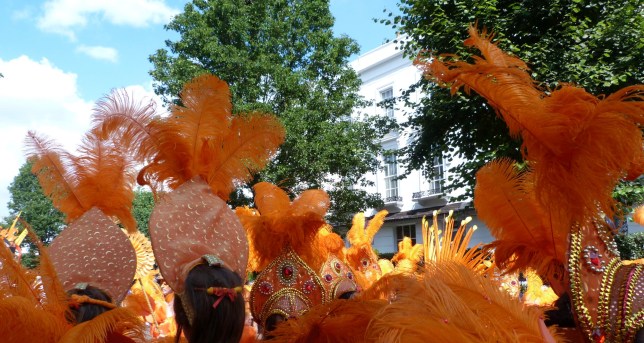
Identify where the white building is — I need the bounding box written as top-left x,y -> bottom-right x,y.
350,41 -> 494,255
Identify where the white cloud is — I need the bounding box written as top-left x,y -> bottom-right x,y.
76,45 -> 119,62
37,0 -> 180,39
0,56 -> 163,219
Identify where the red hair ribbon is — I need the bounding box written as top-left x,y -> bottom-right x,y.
199,286 -> 243,309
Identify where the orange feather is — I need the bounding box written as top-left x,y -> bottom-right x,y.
25,129 -> 138,232
25,131 -> 87,222
367,262 -> 557,343
91,88 -> 160,163
474,159 -> 567,274
634,205 -> 644,226
420,27 -> 644,276
205,113 -> 285,200
72,131 -> 138,232
103,74 -> 286,199
236,182 -> 330,271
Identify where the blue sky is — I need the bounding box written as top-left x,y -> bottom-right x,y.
0,0 -> 400,218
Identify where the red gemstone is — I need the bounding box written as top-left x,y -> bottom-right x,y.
304,281 -> 314,292
334,262 -> 341,270
282,265 -> 294,278
591,257 -> 600,266
324,274 -> 333,282
259,281 -> 272,295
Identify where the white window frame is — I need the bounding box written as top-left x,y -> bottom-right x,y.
384,154 -> 398,199
429,156 -> 445,194
379,87 -> 394,118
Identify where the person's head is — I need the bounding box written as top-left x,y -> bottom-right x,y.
174,264 -> 245,343
67,285 -> 113,324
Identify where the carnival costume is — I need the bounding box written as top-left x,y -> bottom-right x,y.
0,111 -> 148,342
268,210 -> 555,342
93,73 -> 284,342
236,182 -> 358,332
419,26 -> 644,342
345,210 -> 388,288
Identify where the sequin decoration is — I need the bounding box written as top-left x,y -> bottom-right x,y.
278,262 -> 297,286
583,246 -> 605,273
49,207 -> 137,303
258,281 -> 273,295
249,247 -> 325,327
148,178 -> 249,293
302,280 -> 316,294
319,254 -> 358,302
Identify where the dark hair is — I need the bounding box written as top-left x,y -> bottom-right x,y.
174,265 -> 245,343
67,285 -> 113,324
338,290 -> 357,300
543,293 -> 576,328
263,313 -> 286,340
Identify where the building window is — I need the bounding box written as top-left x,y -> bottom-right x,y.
380,88 -> 394,118
429,156 -> 444,194
395,224 -> 416,245
384,154 -> 398,201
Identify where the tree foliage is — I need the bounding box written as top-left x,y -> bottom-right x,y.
149,0 -> 393,230
132,188 -> 155,237
615,232 -> 644,260
382,0 -> 644,200
6,161 -> 66,245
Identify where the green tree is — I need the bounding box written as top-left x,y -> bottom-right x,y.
381,0 -> 643,200
615,232 -> 644,260
5,160 -> 66,267
132,188 -> 155,237
150,0 -> 393,230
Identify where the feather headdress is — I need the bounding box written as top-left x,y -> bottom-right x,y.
420,26 -> 644,341
25,129 -> 138,232
418,24 -> 644,276
418,25 -> 644,221
93,74 -> 285,201
134,74 -> 284,295
345,210 -> 388,288
0,221 -> 144,343
236,182 -> 330,273
474,159 -> 566,277
367,261 -> 557,343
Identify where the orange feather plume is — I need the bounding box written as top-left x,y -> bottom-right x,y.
0,233 -> 42,303
0,296 -> 70,343
367,261 -> 558,343
25,130 -> 139,232
204,113 -> 286,200
72,131 -> 138,232
0,225 -> 73,341
26,225 -> 69,318
345,210 -> 388,288
419,26 -> 644,221
634,205 -> 644,226
125,74 -> 285,200
474,159 -> 567,275
91,88 -> 160,161
236,182 -> 330,272
269,298 -> 386,343
25,131 -> 87,222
